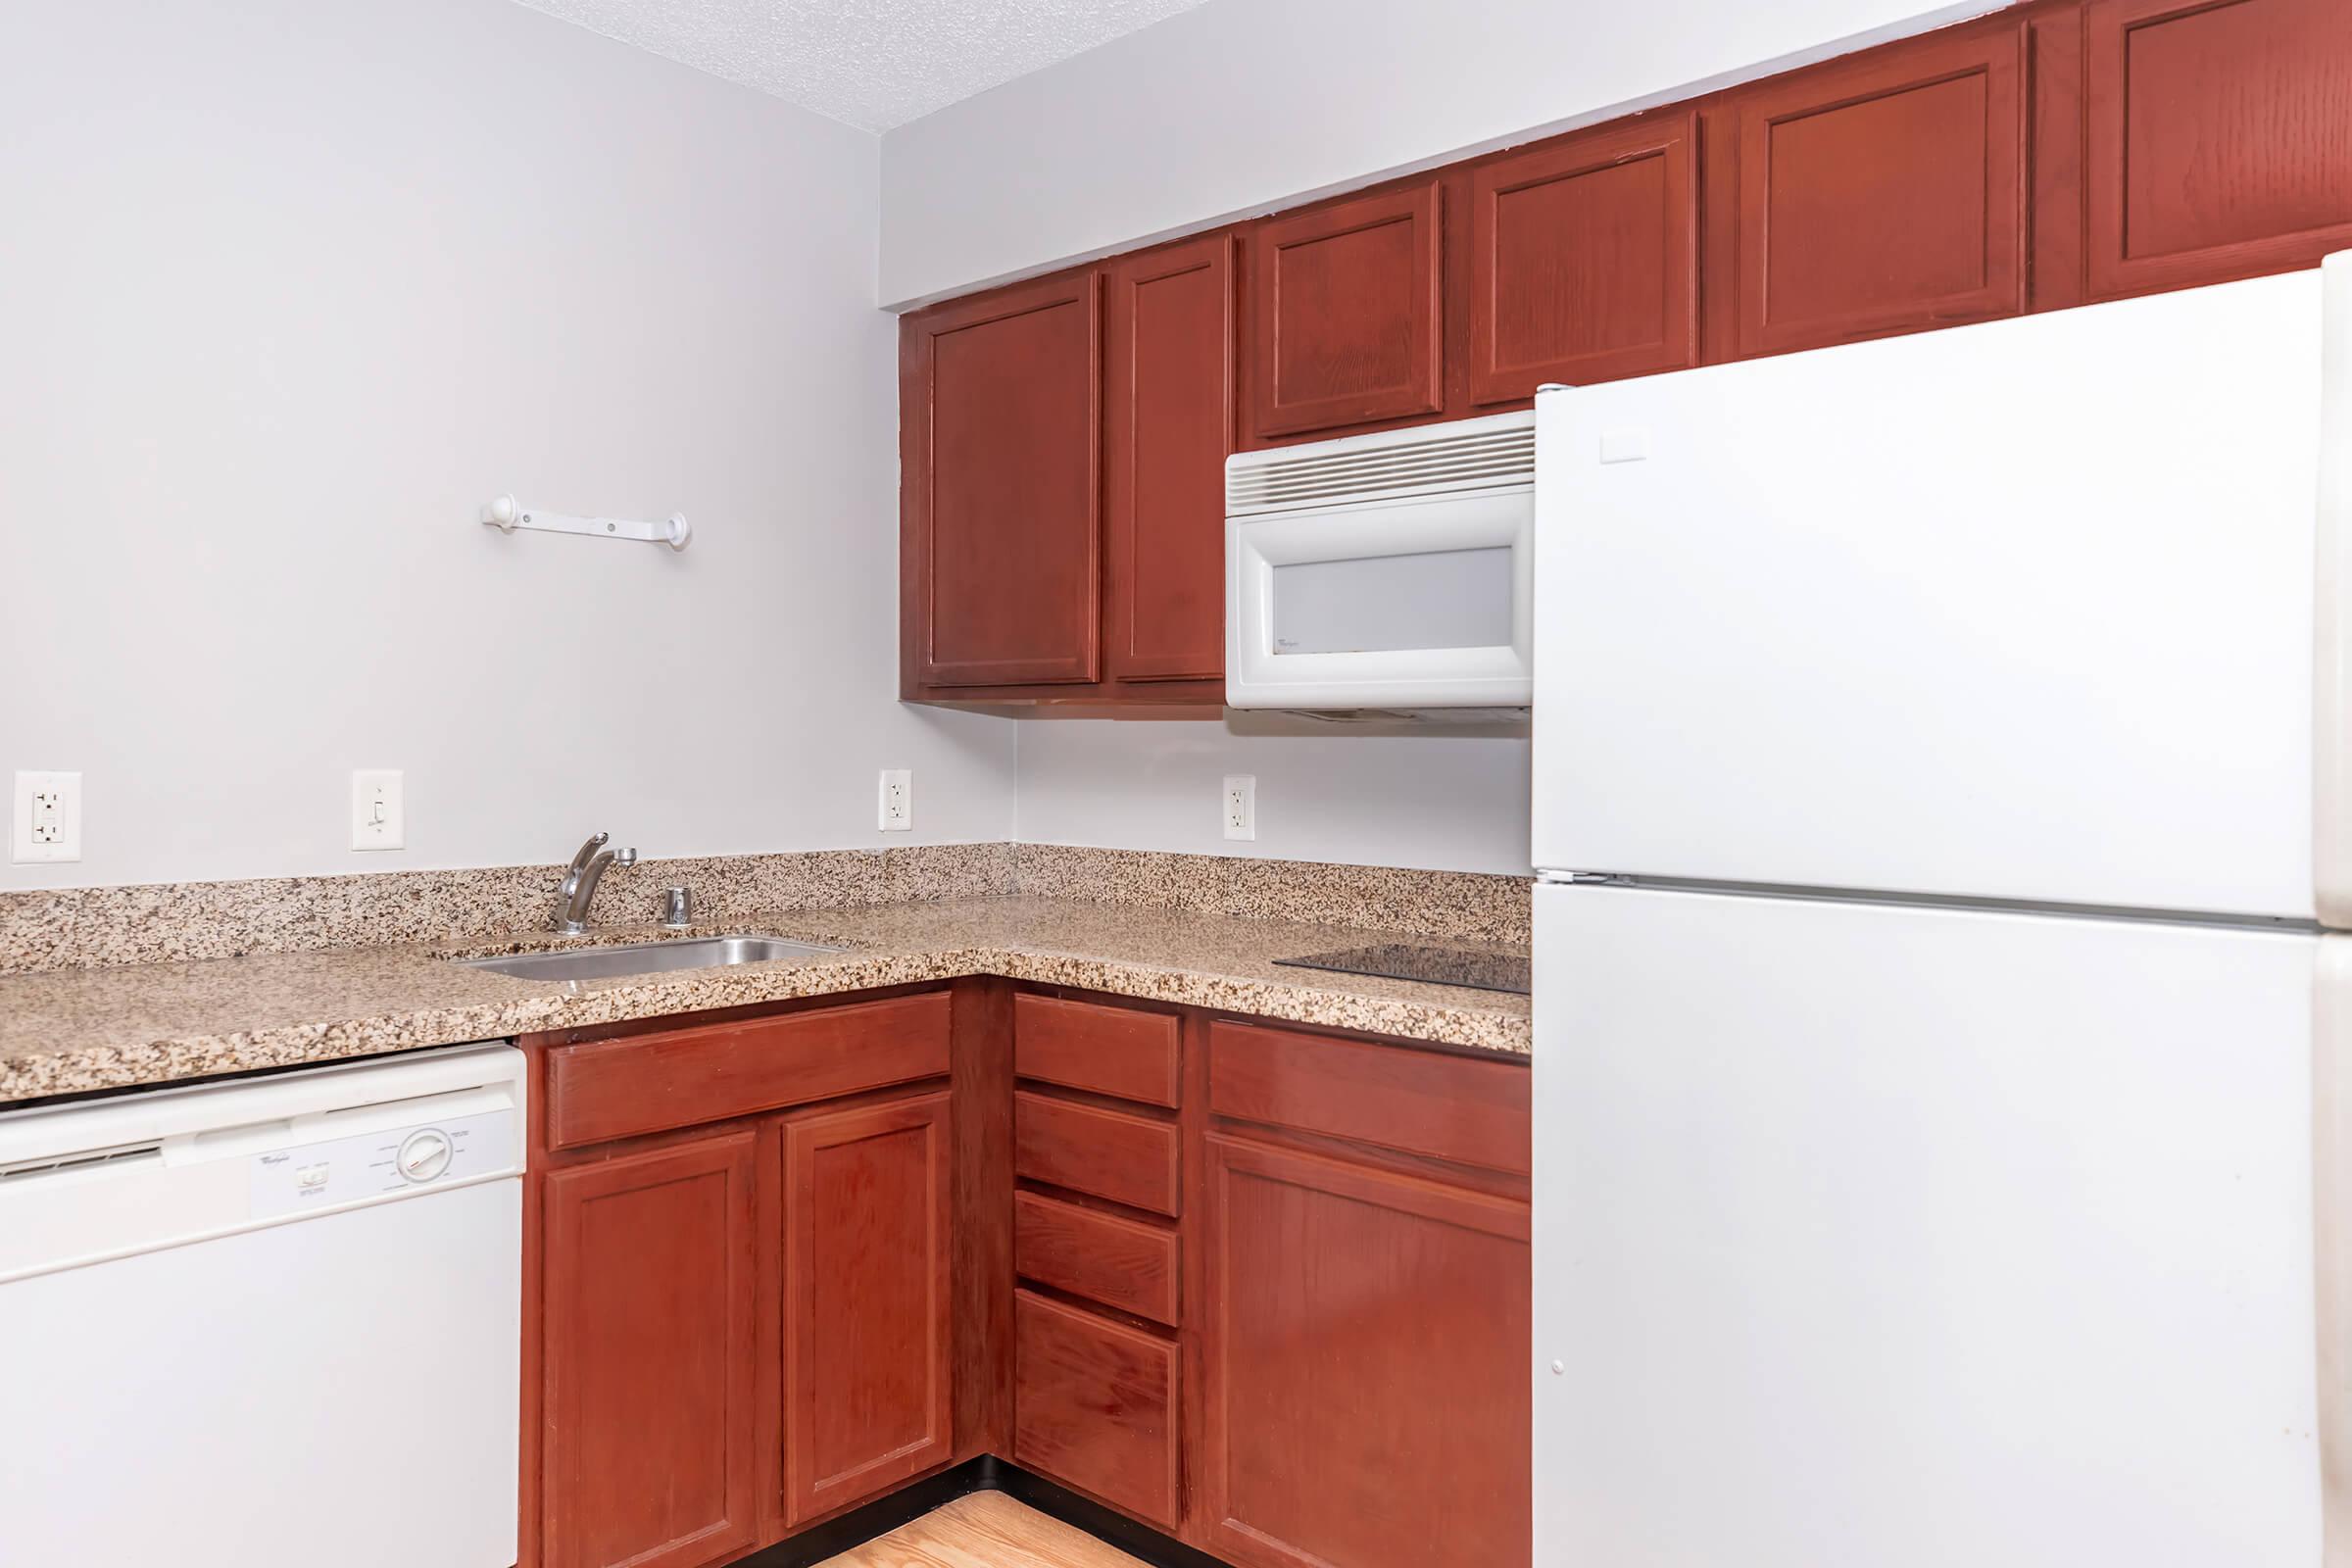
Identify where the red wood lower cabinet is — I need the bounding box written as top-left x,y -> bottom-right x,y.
540,1132 -> 760,1568
780,1091 -> 956,1526
531,989 -> 1536,1568
1198,1134 -> 1533,1568
1013,1288 -> 1183,1530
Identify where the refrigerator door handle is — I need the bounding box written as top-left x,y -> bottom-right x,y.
2314,251 -> 2352,929
2317,934 -> 2352,1566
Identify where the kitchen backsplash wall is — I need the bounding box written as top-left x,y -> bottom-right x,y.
1010,845 -> 1530,943
0,0 -> 1018,893
0,845 -> 1017,974
0,844 -> 1529,973
1012,721 -> 1535,877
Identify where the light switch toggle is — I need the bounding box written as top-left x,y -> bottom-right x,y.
350,770 -> 404,852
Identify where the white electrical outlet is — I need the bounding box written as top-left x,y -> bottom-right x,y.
12,771 -> 82,863
1222,774 -> 1256,841
878,769 -> 912,832
350,769 -> 405,851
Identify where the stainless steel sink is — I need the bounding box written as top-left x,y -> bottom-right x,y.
456,935 -> 839,983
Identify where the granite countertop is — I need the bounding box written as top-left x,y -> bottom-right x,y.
0,896 -> 1532,1104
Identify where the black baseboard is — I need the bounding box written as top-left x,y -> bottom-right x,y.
736,1457 -> 996,1567
992,1464 -> 1228,1568
731,1454 -> 1225,1568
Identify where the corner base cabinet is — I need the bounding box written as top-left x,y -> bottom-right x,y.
525,981 -> 1532,1568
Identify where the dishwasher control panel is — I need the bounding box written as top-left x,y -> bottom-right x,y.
250,1107 -> 514,1219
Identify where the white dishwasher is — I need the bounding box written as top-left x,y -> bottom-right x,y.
0,1042 -> 524,1568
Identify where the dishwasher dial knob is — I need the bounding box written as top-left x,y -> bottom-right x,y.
397,1128 -> 453,1183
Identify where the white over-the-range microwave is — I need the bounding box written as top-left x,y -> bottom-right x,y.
1224,409 -> 1534,717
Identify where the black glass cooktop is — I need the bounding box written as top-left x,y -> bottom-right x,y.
1274,942 -> 1532,996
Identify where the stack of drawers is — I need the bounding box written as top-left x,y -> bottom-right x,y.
1007,992 -> 1186,1530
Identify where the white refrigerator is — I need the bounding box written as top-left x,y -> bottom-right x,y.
1532,258 -> 2352,1565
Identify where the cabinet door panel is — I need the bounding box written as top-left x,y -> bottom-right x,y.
543,1133 -> 759,1568
1248,181 -> 1444,438
1730,22 -> 2026,355
2085,0 -> 2352,298
903,271 -> 1101,689
1106,235 -> 1233,682
1200,1135 -> 1531,1568
1470,112 -> 1698,402
781,1092 -> 955,1525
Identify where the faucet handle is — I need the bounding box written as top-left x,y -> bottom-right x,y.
614,848 -> 638,868
564,831 -> 610,878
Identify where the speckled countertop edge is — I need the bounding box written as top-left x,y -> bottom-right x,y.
0,897 -> 1531,1104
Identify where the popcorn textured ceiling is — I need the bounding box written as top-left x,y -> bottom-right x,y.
511,0 -> 1214,132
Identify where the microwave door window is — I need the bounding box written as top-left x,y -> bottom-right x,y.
1269,547 -> 1516,655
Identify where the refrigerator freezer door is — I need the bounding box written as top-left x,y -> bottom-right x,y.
1533,268 -> 2331,918
1533,882 -> 2323,1567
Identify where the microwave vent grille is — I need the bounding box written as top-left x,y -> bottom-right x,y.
1227,420 -> 1536,514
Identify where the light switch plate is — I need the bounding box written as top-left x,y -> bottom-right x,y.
13,771 -> 82,863
351,769 -> 404,851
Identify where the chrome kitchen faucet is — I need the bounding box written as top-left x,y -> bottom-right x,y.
553,831 -> 636,934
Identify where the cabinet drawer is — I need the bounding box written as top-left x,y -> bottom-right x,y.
548,991 -> 951,1150
1207,1021 -> 1531,1176
1015,1092 -> 1182,1216
1014,1190 -> 1181,1325
1014,1290 -> 1181,1531
1013,993 -> 1182,1107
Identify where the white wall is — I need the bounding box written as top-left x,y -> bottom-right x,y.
878,0 -> 1988,306
1015,720 -> 1535,877
1,0 -> 1017,891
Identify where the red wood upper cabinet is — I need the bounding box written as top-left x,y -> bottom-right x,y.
901,270 -> 1102,690
541,1132 -> 760,1568
780,1092 -> 954,1526
1468,112 -> 1699,402
1105,234 -> 1234,683
1247,179 -> 1445,439
1724,20 -> 2027,357
2083,0 -> 2352,300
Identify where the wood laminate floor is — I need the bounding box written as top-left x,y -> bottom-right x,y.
815,1493 -> 1149,1568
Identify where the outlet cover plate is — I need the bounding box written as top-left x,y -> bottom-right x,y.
1223,774 -> 1256,842
12,771 -> 82,863
878,769 -> 912,832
